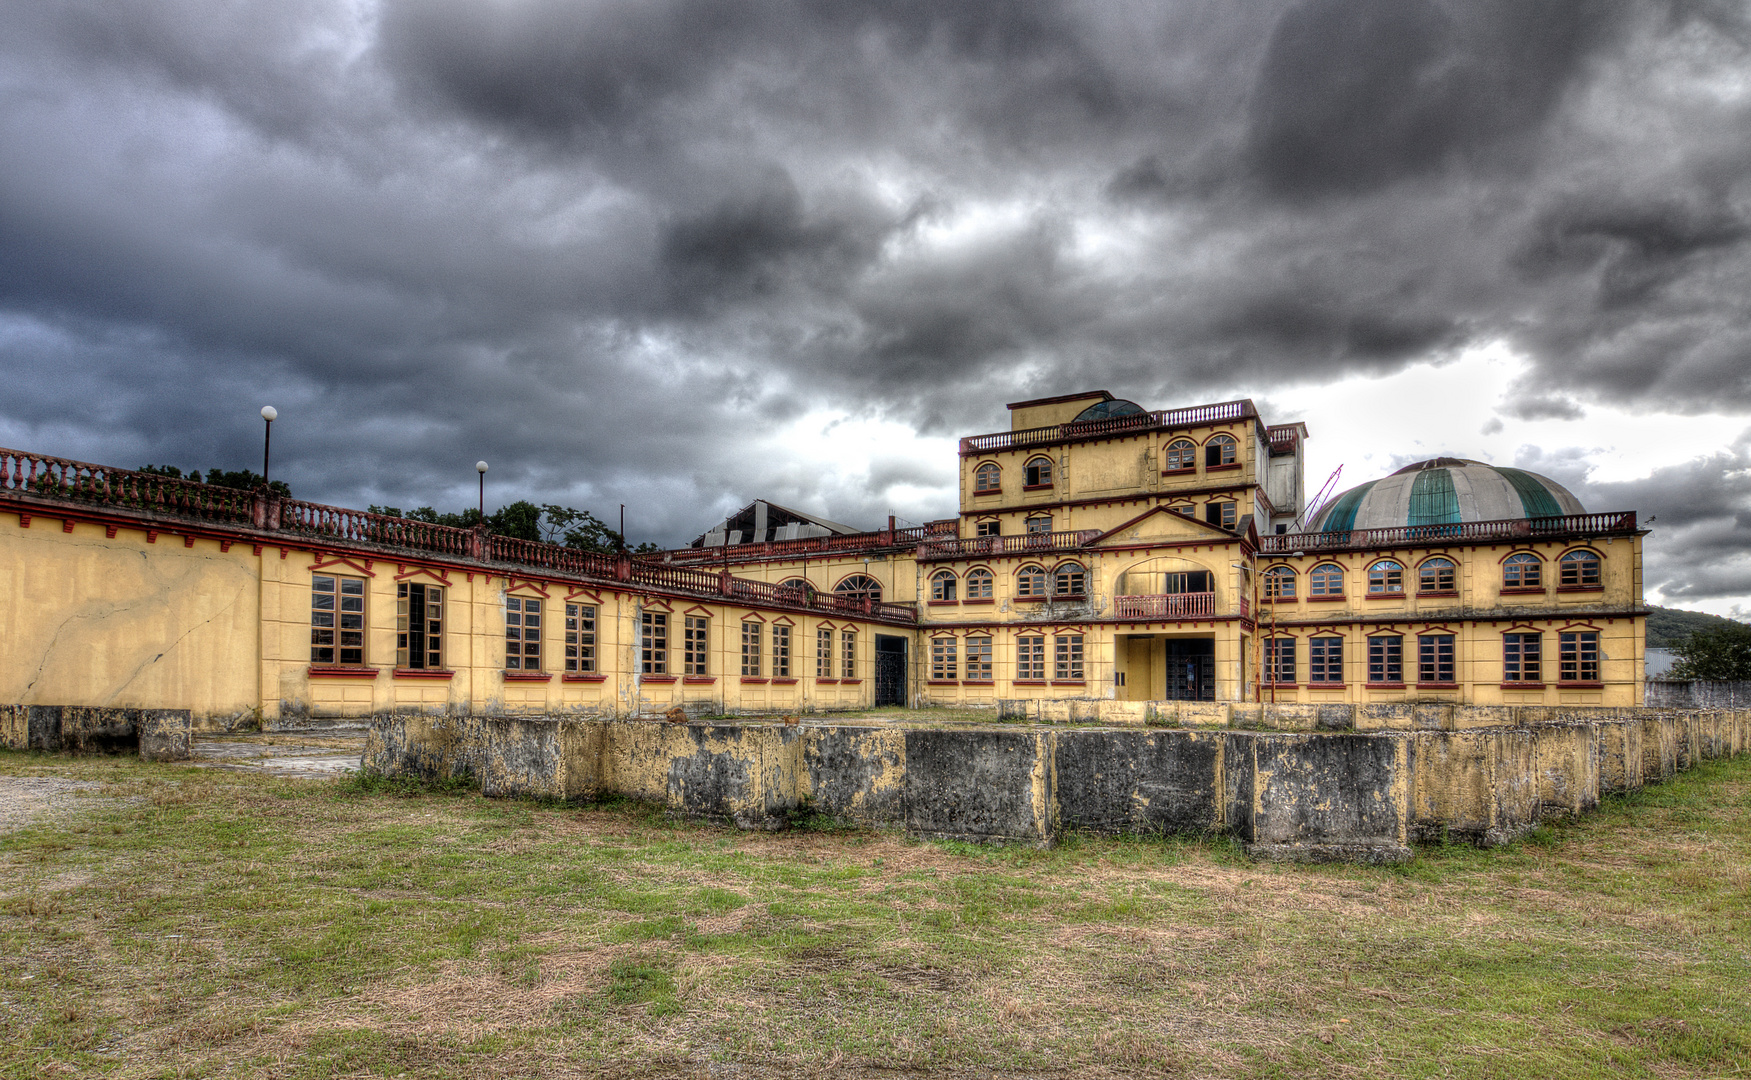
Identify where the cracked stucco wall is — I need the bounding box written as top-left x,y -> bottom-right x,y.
0,517 -> 259,723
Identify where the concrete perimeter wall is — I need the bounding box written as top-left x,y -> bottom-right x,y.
0,704 -> 192,760
1646,680 -> 1751,709
363,705 -> 1749,862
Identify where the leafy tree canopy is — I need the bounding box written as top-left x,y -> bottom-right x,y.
1668,621 -> 1751,681
139,464 -> 291,497
367,501 -> 657,554
1645,605 -> 1745,649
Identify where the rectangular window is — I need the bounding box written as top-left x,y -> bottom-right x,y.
1204,501 -> 1236,529
1017,635 -> 1046,681
1266,637 -> 1295,683
741,620 -> 762,676
1309,637 -> 1343,684
311,575 -> 365,665
1504,633 -> 1541,683
396,582 -> 444,669
642,611 -> 668,674
1559,631 -> 1599,683
976,520 -> 1001,537
1368,635 -> 1402,684
817,627 -> 833,677
841,630 -> 857,679
1054,635 -> 1084,680
1164,570 -> 1214,594
931,637 -> 958,681
564,603 -> 596,673
1418,634 -> 1455,684
683,616 -> 708,676
1026,516 -> 1053,534
966,637 -> 993,681
505,597 -> 541,670
772,625 -> 790,677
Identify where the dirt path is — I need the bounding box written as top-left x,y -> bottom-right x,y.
0,776 -> 109,834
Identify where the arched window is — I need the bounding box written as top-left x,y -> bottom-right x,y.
1263,565 -> 1296,600
1204,434 -> 1237,467
1310,563 -> 1345,597
965,567 -> 994,599
930,570 -> 958,602
1503,552 -> 1542,589
834,575 -> 883,602
1024,456 -> 1054,487
778,577 -> 809,596
1053,562 -> 1086,596
1418,557 -> 1456,593
1560,550 -> 1601,588
1164,439 -> 1197,471
1367,560 -> 1403,594
1016,565 -> 1048,597
974,462 -> 1001,493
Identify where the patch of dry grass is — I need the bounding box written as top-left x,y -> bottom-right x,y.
1,747 -> 1748,1078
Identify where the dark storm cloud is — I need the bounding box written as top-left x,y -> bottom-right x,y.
1,0 -> 1750,574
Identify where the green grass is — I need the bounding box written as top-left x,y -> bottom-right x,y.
1,748 -> 1748,1078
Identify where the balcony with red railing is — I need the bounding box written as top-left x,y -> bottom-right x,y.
661,519 -> 957,565
915,529 -> 1101,561
960,400 -> 1259,456
1112,592 -> 1217,621
1259,512 -> 1640,554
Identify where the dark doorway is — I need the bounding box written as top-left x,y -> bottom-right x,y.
874,635 -> 908,707
1165,639 -> 1215,701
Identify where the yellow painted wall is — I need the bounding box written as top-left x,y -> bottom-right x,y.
0,517 -> 261,723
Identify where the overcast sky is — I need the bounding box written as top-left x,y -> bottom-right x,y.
2,0 -> 1749,616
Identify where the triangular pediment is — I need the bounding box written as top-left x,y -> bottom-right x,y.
1090,505 -> 1238,546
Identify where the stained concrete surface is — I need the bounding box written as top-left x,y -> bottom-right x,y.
191,733 -> 362,779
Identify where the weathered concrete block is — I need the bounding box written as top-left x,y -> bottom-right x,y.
903,728 -> 1051,844
1534,723 -> 1600,818
1411,729 -> 1538,845
802,725 -> 906,825
1509,705 -> 1557,727
1593,719 -> 1642,796
1234,732 -> 1413,863
1315,704 -> 1355,731
1412,704 -> 1453,731
1355,704 -> 1414,731
605,720 -> 803,827
1258,703 -> 1319,731
480,717 -> 569,802
1053,728 -> 1222,835
1639,714 -> 1678,785
1452,706 -> 1514,730
363,713 -> 485,781
995,699 -> 1033,722
1673,712 -> 1698,772
61,707 -> 138,755
1178,701 -> 1230,728
0,704 -> 28,750
138,710 -> 192,761
28,706 -> 64,751
1229,703 -> 1262,728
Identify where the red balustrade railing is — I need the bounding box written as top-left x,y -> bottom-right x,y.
1,445 -> 927,624
1,447 -> 257,524
1259,512 -> 1639,553
960,400 -> 1258,455
1266,425 -> 1301,455
281,500 -> 475,556
1113,592 -> 1215,620
915,529 -> 1101,561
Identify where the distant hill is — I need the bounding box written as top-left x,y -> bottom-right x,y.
1646,605 -> 1748,649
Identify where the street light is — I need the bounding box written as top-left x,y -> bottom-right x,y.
475,461 -> 488,521
259,406 -> 277,487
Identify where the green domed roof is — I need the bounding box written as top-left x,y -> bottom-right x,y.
1308,459 -> 1585,532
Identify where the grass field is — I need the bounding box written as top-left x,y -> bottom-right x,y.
2,749 -> 1748,1079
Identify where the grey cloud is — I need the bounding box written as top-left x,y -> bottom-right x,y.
1498,394 -> 1586,422
1,0 -> 1750,566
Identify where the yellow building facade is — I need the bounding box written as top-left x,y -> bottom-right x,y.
0,391 -> 1645,724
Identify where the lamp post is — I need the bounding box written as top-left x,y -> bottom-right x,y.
259,406 -> 277,487
475,461 -> 488,521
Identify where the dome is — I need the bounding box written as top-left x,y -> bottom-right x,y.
1071,398 -> 1146,422
1307,459 -> 1585,532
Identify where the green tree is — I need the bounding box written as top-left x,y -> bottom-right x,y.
140,464 -> 290,497
1668,621 -> 1751,681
